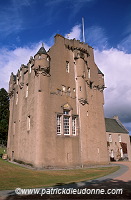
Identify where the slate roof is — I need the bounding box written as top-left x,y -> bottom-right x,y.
36,46 -> 47,55
105,118 -> 129,134
97,67 -> 104,76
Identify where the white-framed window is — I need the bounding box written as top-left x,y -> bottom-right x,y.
57,115 -> 62,135
72,117 -> 76,135
62,85 -> 66,92
118,134 -> 121,142
88,68 -> 90,79
56,110 -> 79,136
27,116 -> 30,131
73,88 -> 76,92
26,84 -> 28,98
120,148 -> 123,157
67,87 -> 71,96
109,134 -> 112,142
63,116 -> 70,135
16,92 -> 18,105
66,61 -> 69,73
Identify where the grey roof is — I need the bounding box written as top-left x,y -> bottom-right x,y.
36,46 -> 47,55
105,118 -> 129,134
97,67 -> 104,75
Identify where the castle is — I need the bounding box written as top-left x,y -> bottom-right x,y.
7,34 -> 109,168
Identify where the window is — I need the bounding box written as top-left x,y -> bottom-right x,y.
79,86 -> 82,91
72,117 -> 76,135
27,116 -> 30,131
73,88 -> 76,92
66,61 -> 69,73
109,134 -> 112,142
16,92 -> 18,105
120,148 -> 123,157
118,134 -> 121,142
56,109 -> 79,136
62,85 -> 66,92
26,84 -> 28,98
63,116 -> 70,135
67,87 -> 71,96
57,115 -> 62,135
88,68 -> 90,79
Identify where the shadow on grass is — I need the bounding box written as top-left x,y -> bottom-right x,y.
4,179 -> 131,200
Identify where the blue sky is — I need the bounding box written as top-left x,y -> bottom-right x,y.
0,0 -> 131,134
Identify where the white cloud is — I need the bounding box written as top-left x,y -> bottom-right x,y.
94,48 -> 131,126
0,43 -> 50,90
85,26 -> 108,50
65,25 -> 81,40
117,34 -> 131,53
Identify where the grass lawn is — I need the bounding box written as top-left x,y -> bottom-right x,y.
0,158 -> 119,190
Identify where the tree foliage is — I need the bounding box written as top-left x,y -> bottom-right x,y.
0,88 -> 9,145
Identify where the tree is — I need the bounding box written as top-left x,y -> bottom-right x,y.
0,88 -> 9,146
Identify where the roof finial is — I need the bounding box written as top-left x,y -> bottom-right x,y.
42,42 -> 44,47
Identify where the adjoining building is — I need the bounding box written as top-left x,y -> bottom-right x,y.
7,34 -> 109,168
105,116 -> 131,161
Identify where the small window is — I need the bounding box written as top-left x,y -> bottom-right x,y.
79,86 -> 82,91
72,117 -> 76,135
27,116 -> 30,131
88,68 -> 90,79
66,61 -> 69,73
120,148 -> 123,157
57,115 -> 62,135
73,88 -> 76,92
38,55 -> 41,59
62,85 -> 66,92
67,87 -> 71,96
90,81 -> 93,89
109,134 -> 112,142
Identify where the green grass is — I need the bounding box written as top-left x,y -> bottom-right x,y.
0,158 -> 119,190
0,147 -> 7,154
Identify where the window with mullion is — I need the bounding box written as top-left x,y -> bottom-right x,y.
63,116 -> 70,135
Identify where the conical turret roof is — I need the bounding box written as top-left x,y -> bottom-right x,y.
36,43 -> 47,55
